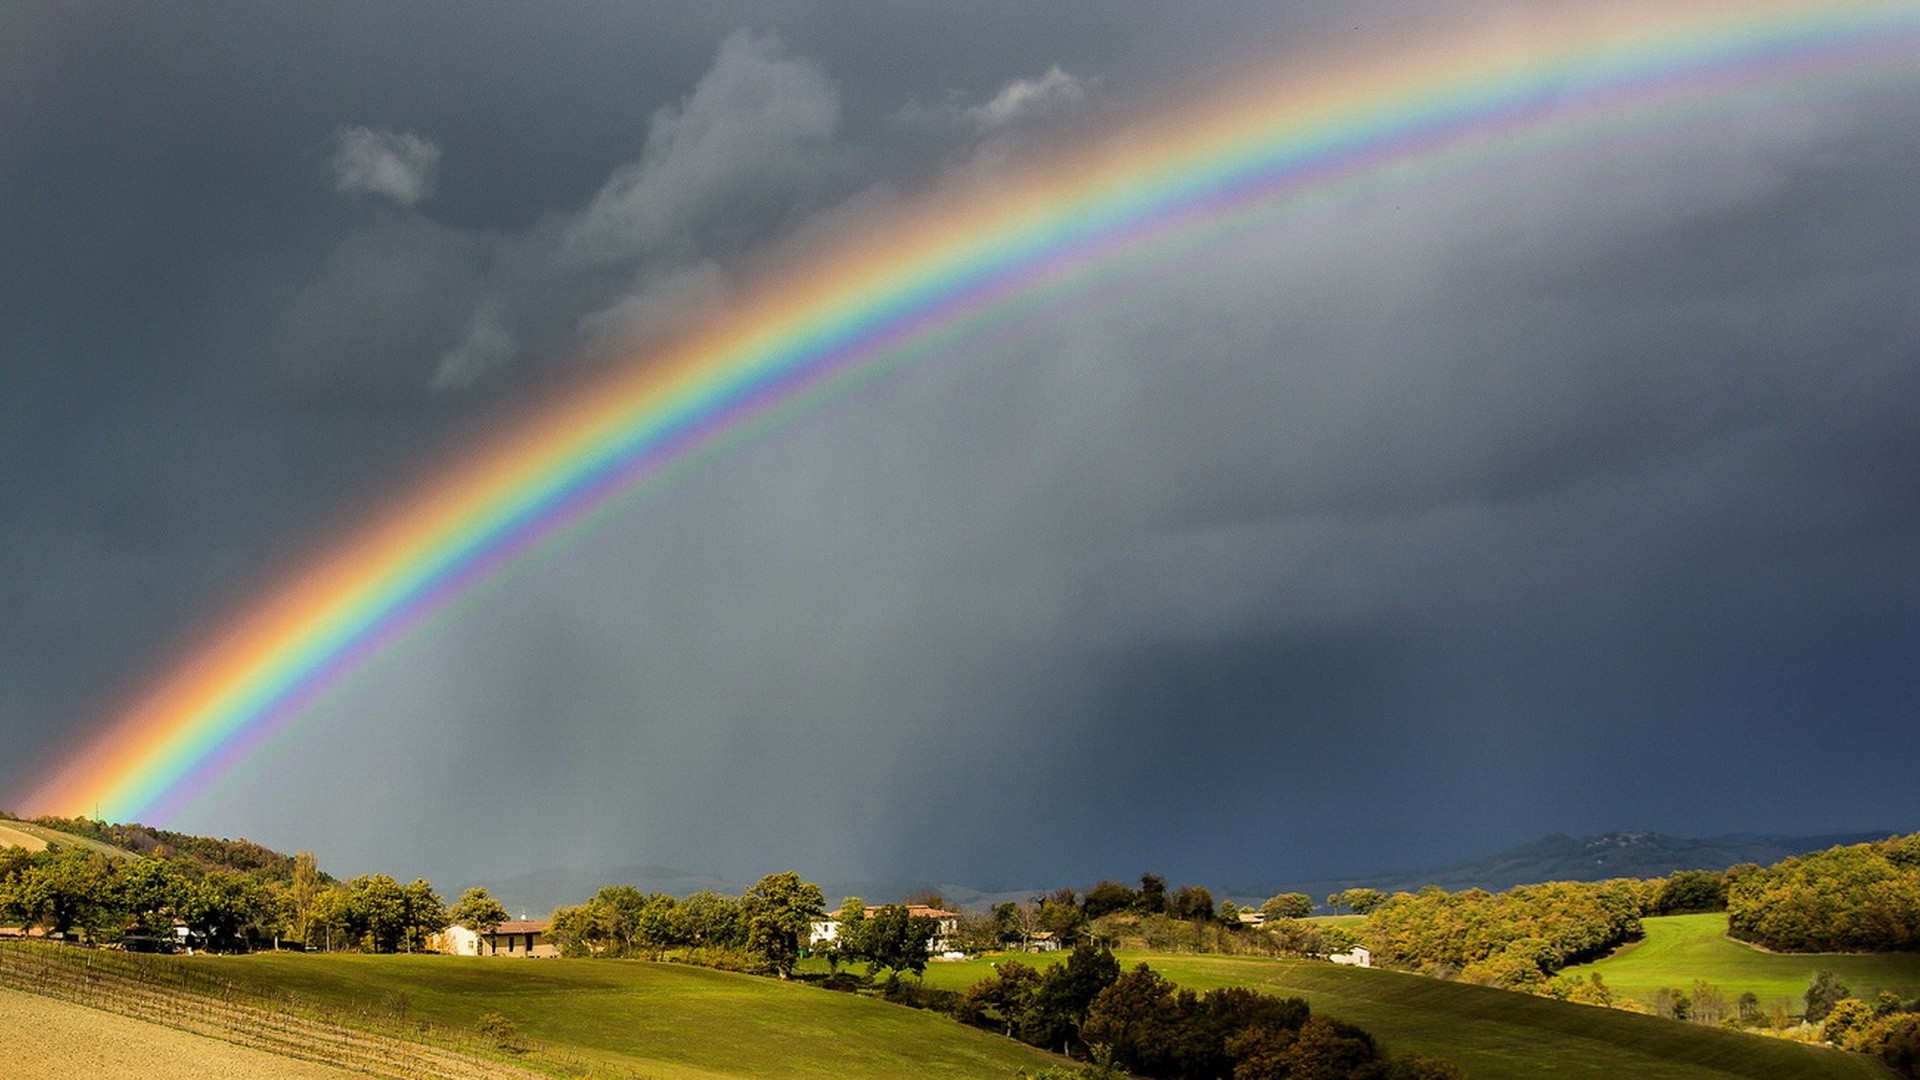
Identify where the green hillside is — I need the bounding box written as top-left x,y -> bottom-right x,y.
201,952 -> 1069,1079
1563,913 -> 1920,1009
0,819 -> 134,859
897,951 -> 1888,1079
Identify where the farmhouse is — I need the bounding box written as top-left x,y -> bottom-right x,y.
431,919 -> 557,957
808,905 -> 961,953
1328,945 -> 1372,968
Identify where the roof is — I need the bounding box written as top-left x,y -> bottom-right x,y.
818,905 -> 960,922
486,920 -> 551,935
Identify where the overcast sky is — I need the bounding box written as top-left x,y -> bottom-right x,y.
3,2 -> 1915,893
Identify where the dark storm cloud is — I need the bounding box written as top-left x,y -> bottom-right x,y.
1,2 -> 1914,889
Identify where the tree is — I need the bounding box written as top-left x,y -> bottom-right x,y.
116,857 -> 187,935
673,891 -> 743,948
400,879 -> 447,953
549,903 -> 617,957
826,896 -> 868,971
1807,971 -> 1852,1024
1036,896 -> 1088,947
1082,965 -> 1181,1076
1137,874 -> 1168,915
1082,880 -> 1136,919
289,851 -> 325,946
1328,887 -> 1387,915
181,870 -> 269,950
344,874 -> 412,952
1167,885 -> 1214,922
1025,944 -> 1121,1055
741,871 -> 825,979
1823,998 -> 1874,1046
863,903 -> 938,977
1653,870 -> 1726,915
1690,980 -> 1728,1025
955,959 -> 1043,1038
1262,893 -> 1314,920
10,848 -> 122,941
448,887 -> 509,936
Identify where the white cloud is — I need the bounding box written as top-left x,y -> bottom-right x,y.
565,32 -> 842,265
330,126 -> 441,205
965,66 -> 1087,130
433,306 -> 515,389
577,261 -> 732,355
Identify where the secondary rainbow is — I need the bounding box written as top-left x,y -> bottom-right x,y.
26,0 -> 1919,823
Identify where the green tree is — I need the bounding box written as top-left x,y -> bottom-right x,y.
673,890 -> 743,948
548,903 -> 616,957
1261,893 -> 1313,920
400,878 -> 447,953
1082,880 -> 1136,918
826,896 -> 868,971
1136,874 -> 1167,915
1823,998 -> 1874,1047
1036,896 -> 1088,946
1025,944 -> 1121,1055
116,857 -> 188,935
863,903 -> 937,977
1653,870 -> 1727,915
1167,885 -> 1214,922
1082,965 -> 1181,1076
955,959 -> 1044,1038
448,887 -> 510,936
1328,887 -> 1387,915
1807,971 -> 1851,1023
181,870 -> 269,950
288,851 -> 325,946
13,848 -> 122,941
741,871 -> 826,979
344,874 -> 410,952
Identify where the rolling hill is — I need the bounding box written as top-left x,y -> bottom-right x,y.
903,951 -> 1892,1079
1233,830 -> 1897,903
1563,913 -> 1920,1009
0,819 -> 135,859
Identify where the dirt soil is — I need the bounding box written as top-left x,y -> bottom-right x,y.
0,986 -> 356,1079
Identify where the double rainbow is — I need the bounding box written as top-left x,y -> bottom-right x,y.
24,0 -> 1918,822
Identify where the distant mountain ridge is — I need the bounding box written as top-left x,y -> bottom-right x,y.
474,829 -> 1897,917
1228,829 -> 1896,904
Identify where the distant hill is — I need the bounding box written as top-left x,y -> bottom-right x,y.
0,818 -> 135,860
475,864 -> 1045,919
0,814 -> 311,881
479,830 -> 1899,916
1231,830 -> 1896,905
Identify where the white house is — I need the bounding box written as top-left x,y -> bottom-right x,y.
1328,945 -> 1372,968
809,905 -> 961,953
431,919 -> 556,957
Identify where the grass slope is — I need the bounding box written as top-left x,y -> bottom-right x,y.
894,952 -> 1888,1079
0,820 -> 134,858
203,953 -> 1067,1079
1564,913 -> 1920,1010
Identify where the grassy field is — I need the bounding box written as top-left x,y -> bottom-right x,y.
0,819 -> 133,858
1563,913 -> 1920,1011
200,952 -> 1069,1079
880,950 -> 1889,1079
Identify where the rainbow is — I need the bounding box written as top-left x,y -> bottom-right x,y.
24,0 -> 1919,823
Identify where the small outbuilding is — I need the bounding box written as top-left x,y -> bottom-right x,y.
432,919 -> 556,957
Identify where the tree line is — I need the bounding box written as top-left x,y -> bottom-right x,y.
0,841 -> 454,953
955,943 -> 1461,1078
1727,832 -> 1920,953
